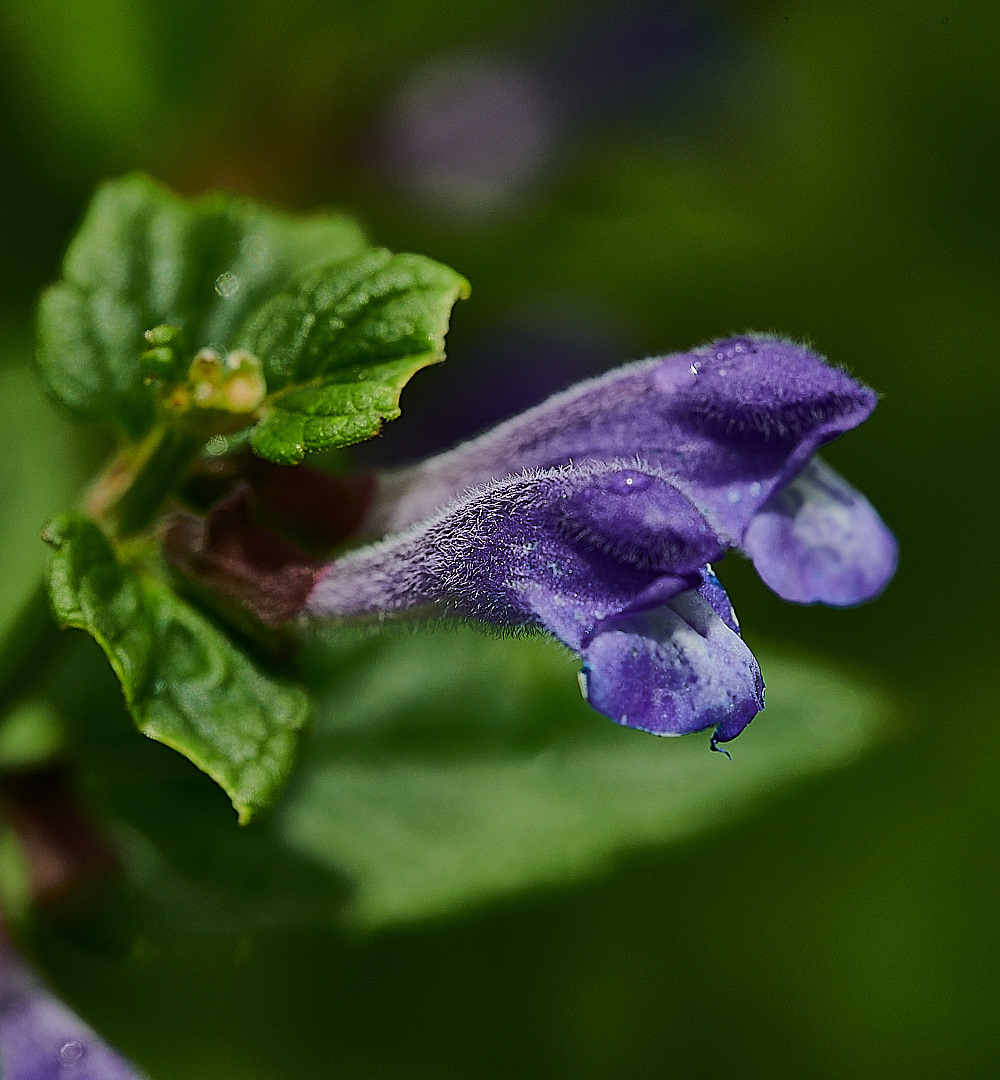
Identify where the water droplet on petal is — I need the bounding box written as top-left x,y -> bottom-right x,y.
604,470 -> 652,495
60,1041 -> 84,1065
713,335 -> 754,359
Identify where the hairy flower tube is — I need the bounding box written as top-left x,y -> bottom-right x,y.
308,462 -> 764,746
301,335 -> 895,747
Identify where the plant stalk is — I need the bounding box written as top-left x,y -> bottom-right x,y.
0,422 -> 206,719
105,424 -> 203,537
0,581 -> 60,720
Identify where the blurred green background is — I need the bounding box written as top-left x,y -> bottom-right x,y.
0,0 -> 998,1076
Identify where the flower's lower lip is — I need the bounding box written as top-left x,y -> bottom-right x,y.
305,461 -> 763,744
581,582 -> 763,740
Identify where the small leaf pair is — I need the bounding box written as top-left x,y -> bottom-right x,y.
38,173 -> 469,462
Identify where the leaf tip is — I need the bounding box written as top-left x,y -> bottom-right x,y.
40,515 -> 68,550
249,425 -> 306,465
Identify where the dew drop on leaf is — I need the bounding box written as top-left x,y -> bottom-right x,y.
215,272 -> 240,298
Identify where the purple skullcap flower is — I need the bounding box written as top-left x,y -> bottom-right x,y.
308,461 -> 764,745
376,52 -> 558,218
367,334 -> 898,608
0,936 -> 143,1079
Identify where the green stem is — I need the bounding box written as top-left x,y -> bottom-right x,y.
0,424 -> 206,718
108,424 -> 203,537
0,581 -> 61,719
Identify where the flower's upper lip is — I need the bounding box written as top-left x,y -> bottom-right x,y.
366,334 -> 878,547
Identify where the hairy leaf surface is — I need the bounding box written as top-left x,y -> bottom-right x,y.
243,251 -> 470,463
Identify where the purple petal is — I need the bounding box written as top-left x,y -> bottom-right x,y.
0,939 -> 143,1080
696,564 -> 741,635
582,584 -> 764,741
308,463 -> 723,635
308,463 -> 760,739
369,335 -> 876,545
742,457 -> 899,606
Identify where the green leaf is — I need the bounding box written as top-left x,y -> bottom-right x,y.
243,250 -> 470,463
43,513 -> 309,822
38,173 -> 366,438
272,625 -> 894,928
55,621 -> 892,935
37,175 -> 468,462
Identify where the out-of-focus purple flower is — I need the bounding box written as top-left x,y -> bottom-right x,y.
366,334 -> 898,608
376,52 -> 559,218
308,461 -> 763,745
547,1 -> 722,123
0,935 -> 142,1079
371,3 -> 737,220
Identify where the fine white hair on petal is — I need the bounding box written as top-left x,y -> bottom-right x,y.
306,459 -> 713,622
